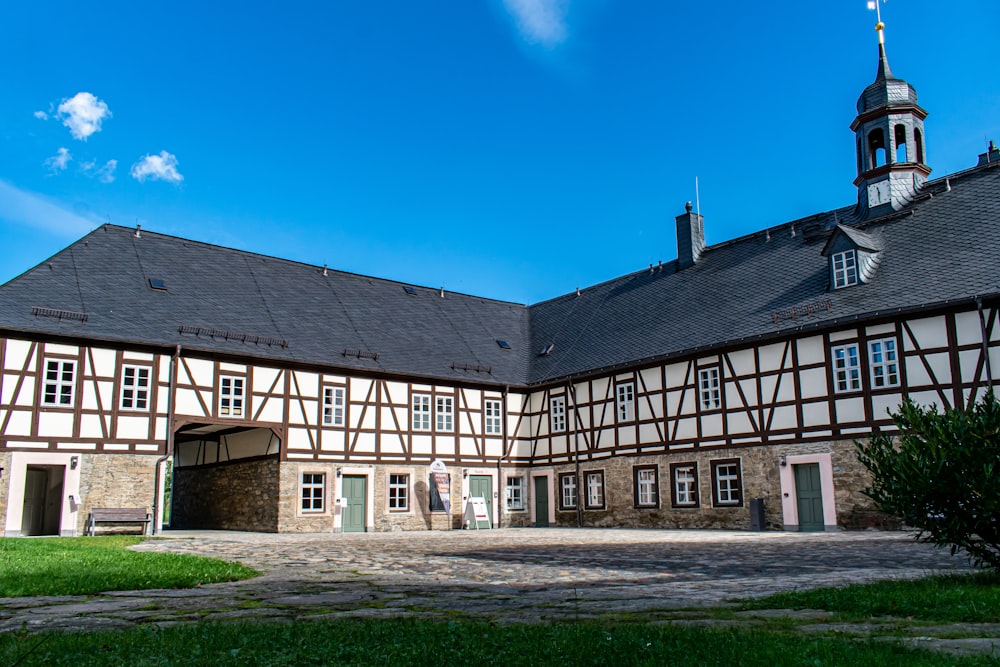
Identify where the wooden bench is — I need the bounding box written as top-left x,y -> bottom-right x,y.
85,508 -> 152,536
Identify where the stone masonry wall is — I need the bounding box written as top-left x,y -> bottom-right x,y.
526,439 -> 891,531
73,453 -> 160,535
276,462 -> 466,533
171,455 -> 280,532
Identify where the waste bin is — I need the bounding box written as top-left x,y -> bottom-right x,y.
749,498 -> 766,531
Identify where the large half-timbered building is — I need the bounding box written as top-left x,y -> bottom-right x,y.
2,34 -> 999,536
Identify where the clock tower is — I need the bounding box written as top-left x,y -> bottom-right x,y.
851,10 -> 930,216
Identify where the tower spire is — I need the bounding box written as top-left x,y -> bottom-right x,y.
852,0 -> 930,215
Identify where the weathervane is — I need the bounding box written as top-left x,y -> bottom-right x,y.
867,0 -> 887,44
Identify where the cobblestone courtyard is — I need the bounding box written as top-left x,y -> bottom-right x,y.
0,528 -> 976,634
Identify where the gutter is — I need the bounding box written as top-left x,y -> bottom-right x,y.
151,345 -> 181,535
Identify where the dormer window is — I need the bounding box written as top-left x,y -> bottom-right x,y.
822,225 -> 882,291
832,250 -> 859,289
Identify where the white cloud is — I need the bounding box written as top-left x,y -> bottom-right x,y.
95,159 -> 117,184
44,147 -> 72,172
34,110 -> 49,120
502,0 -> 569,47
57,92 -> 111,141
0,179 -> 97,236
130,151 -> 183,183
81,159 -> 118,183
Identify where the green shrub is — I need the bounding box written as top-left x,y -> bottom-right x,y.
856,393 -> 1000,569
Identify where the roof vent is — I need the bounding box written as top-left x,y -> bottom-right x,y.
539,343 -> 555,356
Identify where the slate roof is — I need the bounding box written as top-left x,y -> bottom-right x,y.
0,228 -> 532,386
822,225 -> 883,255
527,162 -> 1000,384
1,161 -> 998,389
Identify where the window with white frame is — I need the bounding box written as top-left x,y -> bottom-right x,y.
388,473 -> 409,512
698,367 -> 721,410
584,470 -> 605,510
323,386 -> 345,426
671,462 -> 699,508
832,343 -> 861,393
559,473 -> 577,509
436,396 -> 454,431
869,337 -> 899,388
120,364 -> 151,411
219,375 -> 245,417
616,382 -> 635,422
711,459 -> 743,507
634,465 -> 659,508
301,472 -> 325,512
485,399 -> 503,435
505,476 -> 525,510
412,394 -> 431,431
832,250 -> 859,288
550,396 -> 566,432
42,358 -> 76,407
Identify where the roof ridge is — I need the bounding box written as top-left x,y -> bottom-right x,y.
97,224 -> 527,308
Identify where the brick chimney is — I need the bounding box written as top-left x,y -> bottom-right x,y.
675,201 -> 704,270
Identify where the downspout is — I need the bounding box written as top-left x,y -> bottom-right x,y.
976,297 -> 994,389
497,385 -> 509,529
569,382 -> 582,528
152,345 -> 181,535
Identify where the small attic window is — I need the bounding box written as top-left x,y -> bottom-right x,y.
403,286 -> 417,296
831,250 -> 858,289
149,278 -> 168,291
496,339 -> 511,350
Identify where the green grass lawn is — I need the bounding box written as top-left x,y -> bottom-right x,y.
739,570 -> 1000,623
1,618 -> 995,667
1,539 -> 996,665
0,536 -> 258,597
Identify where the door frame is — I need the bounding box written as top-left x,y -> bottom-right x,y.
4,452 -> 81,537
334,467 -> 373,533
530,470 -> 554,527
778,453 -> 837,531
461,468 -> 497,526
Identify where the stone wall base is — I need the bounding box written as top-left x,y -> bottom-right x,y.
172,455 -> 280,532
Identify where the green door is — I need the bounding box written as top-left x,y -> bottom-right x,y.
469,475 -> 493,526
794,463 -> 825,532
533,477 -> 549,527
21,468 -> 48,536
342,475 -> 367,533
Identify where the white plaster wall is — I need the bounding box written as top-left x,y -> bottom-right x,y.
4,451 -> 82,536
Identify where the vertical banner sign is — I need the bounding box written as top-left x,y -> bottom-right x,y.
430,459 -> 450,515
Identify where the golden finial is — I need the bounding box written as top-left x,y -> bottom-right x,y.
867,0 -> 886,45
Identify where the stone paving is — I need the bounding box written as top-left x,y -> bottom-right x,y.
0,528 -> 980,633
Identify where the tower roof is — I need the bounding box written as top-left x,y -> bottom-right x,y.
857,43 -> 919,114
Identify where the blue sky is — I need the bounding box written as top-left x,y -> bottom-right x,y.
2,1 -> 998,305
